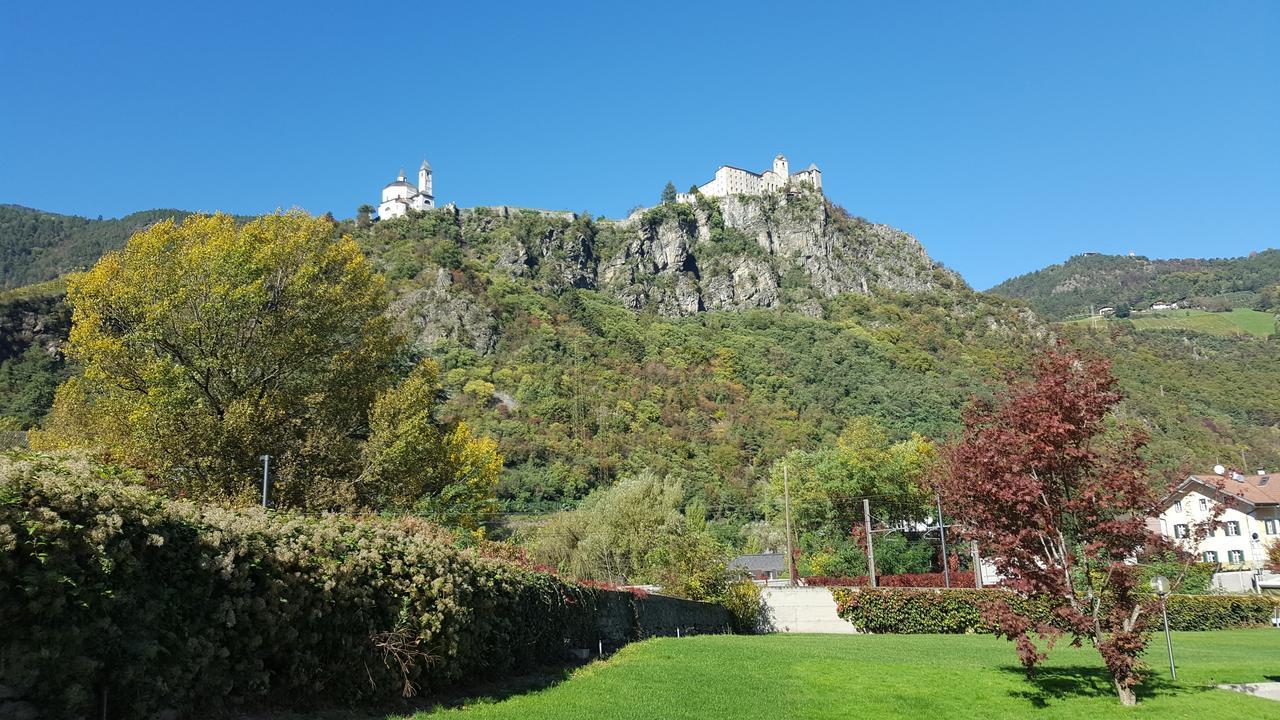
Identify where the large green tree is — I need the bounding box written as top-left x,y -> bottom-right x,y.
765,417 -> 936,576
33,212 -> 499,522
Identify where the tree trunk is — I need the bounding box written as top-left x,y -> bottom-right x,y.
1114,681 -> 1137,706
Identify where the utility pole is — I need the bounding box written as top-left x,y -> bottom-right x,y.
783,462 -> 797,587
936,494 -> 950,588
971,540 -> 983,588
863,498 -> 876,587
260,454 -> 271,508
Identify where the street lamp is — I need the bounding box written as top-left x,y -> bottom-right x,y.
1151,575 -> 1176,680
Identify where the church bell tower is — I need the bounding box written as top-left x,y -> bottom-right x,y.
418,159 -> 433,205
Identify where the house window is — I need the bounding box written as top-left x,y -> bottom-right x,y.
1202,551 -> 1219,563
1198,498 -> 1208,511
1173,524 -> 1189,539
1173,500 -> 1183,513
1227,550 -> 1245,564
1266,519 -> 1278,535
1224,521 -> 1241,536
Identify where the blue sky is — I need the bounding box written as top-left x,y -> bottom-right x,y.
1,2 -> 1276,289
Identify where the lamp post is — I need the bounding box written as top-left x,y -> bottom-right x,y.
1151,575 -> 1176,680
260,454 -> 271,508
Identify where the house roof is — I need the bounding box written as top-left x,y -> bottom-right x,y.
729,553 -> 786,573
1172,472 -> 1280,507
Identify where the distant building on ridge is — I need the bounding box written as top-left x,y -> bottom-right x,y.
677,153 -> 822,203
379,159 -> 434,219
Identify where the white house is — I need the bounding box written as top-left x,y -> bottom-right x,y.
1150,301 -> 1179,311
677,154 -> 822,203
1155,468 -> 1280,571
378,159 -> 434,219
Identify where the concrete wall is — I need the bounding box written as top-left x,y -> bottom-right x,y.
761,587 -> 856,634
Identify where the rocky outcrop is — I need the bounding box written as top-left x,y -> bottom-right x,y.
596,188 -> 947,317
383,188 -> 955,335
0,291 -> 69,362
390,268 -> 497,354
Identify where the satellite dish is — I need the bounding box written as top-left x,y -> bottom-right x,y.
1213,464 -> 1226,475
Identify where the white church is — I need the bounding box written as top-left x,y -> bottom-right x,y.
678,154 -> 822,203
378,159 -> 434,219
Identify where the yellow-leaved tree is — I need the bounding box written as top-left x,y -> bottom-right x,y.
32,212 -> 500,525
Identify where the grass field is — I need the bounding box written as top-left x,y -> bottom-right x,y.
1065,308 -> 1276,337
403,631 -> 1279,719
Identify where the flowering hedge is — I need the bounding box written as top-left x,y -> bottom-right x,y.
805,572 -> 976,588
0,453 -> 669,718
831,587 -> 1280,634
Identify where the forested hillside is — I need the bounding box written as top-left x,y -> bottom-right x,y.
2,196 -> 1279,524
0,205 -> 197,288
988,250 -> 1280,320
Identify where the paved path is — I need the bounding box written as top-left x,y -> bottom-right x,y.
1218,682 -> 1280,701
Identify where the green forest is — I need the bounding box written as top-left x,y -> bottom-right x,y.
989,250 -> 1280,319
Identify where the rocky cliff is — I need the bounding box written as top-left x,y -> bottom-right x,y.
598,190 -> 942,316
375,188 -> 952,354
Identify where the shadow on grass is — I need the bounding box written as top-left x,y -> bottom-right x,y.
1000,665 -> 1193,709
234,662 -> 582,720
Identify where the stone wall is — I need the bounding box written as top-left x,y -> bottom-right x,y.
589,591 -> 732,652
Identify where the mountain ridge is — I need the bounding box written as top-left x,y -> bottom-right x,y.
988,250 -> 1280,320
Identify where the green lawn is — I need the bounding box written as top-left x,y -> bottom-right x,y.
404,631 -> 1279,719
1065,309 -> 1276,337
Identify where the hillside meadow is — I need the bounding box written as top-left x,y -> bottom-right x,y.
1065,308 -> 1276,337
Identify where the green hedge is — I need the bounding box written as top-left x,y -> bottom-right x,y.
0,453 -> 607,718
831,587 -> 1280,634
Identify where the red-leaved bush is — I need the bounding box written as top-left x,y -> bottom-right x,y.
936,346 -> 1200,706
804,572 -> 976,588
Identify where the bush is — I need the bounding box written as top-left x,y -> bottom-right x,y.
805,571 -> 976,588
830,588 -> 1280,634
720,580 -> 768,633
0,453 -> 725,718
1162,594 -> 1280,630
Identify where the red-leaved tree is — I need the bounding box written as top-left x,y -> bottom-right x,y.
937,347 -> 1165,706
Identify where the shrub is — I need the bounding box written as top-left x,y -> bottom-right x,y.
0,453 -> 726,718
1162,594 -> 1280,630
830,588 -> 1280,634
804,571 -> 976,588
720,580 -> 768,633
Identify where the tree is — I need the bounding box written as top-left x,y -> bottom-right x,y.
356,204 -> 375,228
660,181 -> 678,205
646,530 -> 730,601
1113,304 -> 1131,318
765,418 -> 935,576
362,360 -> 500,530
529,473 -> 684,583
32,212 -> 500,522
1267,538 -> 1280,572
937,346 -> 1164,706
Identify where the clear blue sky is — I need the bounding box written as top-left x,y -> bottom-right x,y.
1,1 -> 1276,288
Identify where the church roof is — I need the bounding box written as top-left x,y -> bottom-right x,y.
421,159 -> 431,170
384,180 -> 417,189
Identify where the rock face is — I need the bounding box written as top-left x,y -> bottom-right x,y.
391,268 -> 497,355
0,292 -> 69,362
597,189 -> 944,317
377,188 -> 954,353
